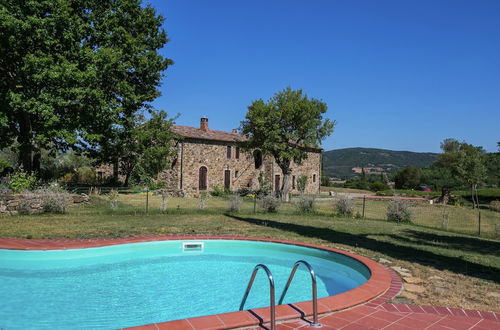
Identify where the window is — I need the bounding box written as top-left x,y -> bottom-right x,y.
235,170 -> 239,178
313,174 -> 316,183
227,146 -> 232,159
253,150 -> 262,169
292,175 -> 296,189
199,166 -> 208,190
235,147 -> 240,159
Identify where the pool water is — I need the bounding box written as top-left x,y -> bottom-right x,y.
0,240 -> 370,329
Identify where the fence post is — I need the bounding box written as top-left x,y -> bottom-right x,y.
478,210 -> 481,236
253,196 -> 257,214
146,188 -> 149,215
362,195 -> 366,219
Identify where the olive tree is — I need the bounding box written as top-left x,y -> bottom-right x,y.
240,87 -> 335,201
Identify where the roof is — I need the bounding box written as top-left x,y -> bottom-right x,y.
171,125 -> 247,143
171,124 -> 322,151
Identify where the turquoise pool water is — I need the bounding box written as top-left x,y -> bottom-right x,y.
0,240 -> 370,329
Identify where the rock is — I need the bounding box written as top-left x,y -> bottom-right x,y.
434,287 -> 447,294
391,266 -> 411,273
405,284 -> 426,293
400,291 -> 418,300
73,194 -> 89,203
428,275 -> 443,281
487,292 -> 500,299
379,258 -> 392,264
404,277 -> 425,284
7,200 -> 20,207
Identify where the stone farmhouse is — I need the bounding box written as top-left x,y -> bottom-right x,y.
159,117 -> 322,197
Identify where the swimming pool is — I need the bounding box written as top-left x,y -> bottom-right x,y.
0,239 -> 371,329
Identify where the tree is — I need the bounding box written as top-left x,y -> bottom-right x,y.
394,166 -> 422,189
435,139 -> 487,208
0,0 -> 172,175
240,87 -> 335,201
101,110 -> 175,186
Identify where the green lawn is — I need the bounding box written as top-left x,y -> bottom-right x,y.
1,194 -> 499,312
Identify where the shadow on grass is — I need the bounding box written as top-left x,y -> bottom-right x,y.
393,230 -> 500,257
226,214 -> 500,284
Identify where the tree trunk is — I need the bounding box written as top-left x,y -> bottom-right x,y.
18,114 -> 34,173
32,151 -> 41,175
471,184 -> 477,209
280,169 -> 292,202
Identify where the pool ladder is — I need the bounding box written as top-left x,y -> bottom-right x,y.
239,260 -> 321,329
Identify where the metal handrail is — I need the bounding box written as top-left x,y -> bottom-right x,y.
239,264 -> 276,330
278,260 -> 321,327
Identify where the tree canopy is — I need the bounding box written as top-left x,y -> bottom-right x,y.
240,87 -> 335,200
0,0 -> 172,174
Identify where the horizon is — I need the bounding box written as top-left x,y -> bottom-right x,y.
149,0 -> 499,153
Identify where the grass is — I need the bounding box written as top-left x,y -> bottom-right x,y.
1,194 -> 499,312
320,186 -> 373,194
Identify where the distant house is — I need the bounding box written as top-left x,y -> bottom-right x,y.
160,117 -> 322,197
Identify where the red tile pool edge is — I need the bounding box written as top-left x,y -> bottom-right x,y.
0,235 -> 396,329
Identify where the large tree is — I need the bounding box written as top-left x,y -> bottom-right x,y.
394,165 -> 422,189
436,139 -> 487,208
0,0 -> 172,174
240,87 -> 335,201
108,110 -> 175,186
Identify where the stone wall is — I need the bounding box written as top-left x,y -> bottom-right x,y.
0,194 -> 89,215
160,139 -> 321,197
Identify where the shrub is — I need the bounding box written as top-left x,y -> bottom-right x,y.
369,181 -> 388,192
490,201 -> 500,212
297,175 -> 308,194
387,199 -> 412,223
8,171 -> 38,193
228,194 -> 242,212
199,192 -> 208,209
334,195 -> 354,217
107,189 -> 119,209
75,167 -> 96,185
259,194 -> 281,213
210,185 -> 228,197
35,188 -> 72,214
294,195 -> 315,212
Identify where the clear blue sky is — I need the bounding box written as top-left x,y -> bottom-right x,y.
149,0 -> 500,153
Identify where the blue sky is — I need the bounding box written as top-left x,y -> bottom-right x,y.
149,0 -> 500,153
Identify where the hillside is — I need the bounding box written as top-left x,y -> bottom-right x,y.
322,147 -> 438,179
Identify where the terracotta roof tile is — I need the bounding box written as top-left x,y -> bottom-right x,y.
171,125 -> 247,142
171,124 -> 322,150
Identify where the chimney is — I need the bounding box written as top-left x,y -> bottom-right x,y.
200,117 -> 209,131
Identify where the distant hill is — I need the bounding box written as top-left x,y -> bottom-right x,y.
322,147 -> 438,179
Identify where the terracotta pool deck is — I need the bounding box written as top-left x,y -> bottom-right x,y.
0,235 -> 498,330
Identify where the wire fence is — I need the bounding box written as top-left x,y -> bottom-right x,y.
80,188 -> 500,239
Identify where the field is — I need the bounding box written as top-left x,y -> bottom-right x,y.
0,193 -> 499,313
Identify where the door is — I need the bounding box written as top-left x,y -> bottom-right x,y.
199,167 -> 208,190
224,170 -> 231,190
275,175 -> 280,192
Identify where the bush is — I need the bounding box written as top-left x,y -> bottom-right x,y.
294,195 -> 315,212
490,201 -> 500,212
107,189 -> 119,209
259,194 -> 281,213
35,188 -> 72,214
386,199 -> 412,223
228,194 -> 242,212
8,171 -> 38,193
210,185 -> 228,197
369,181 -> 388,192
334,195 -> 354,217
75,167 -> 96,185
297,175 -> 308,194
